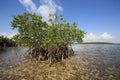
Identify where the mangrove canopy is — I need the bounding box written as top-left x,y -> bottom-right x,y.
11,13 -> 85,63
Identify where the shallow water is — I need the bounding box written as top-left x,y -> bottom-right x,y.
72,44 -> 120,66
0,44 -> 120,79
0,44 -> 120,68
0,47 -> 28,69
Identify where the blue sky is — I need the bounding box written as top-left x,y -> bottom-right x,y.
0,0 -> 120,43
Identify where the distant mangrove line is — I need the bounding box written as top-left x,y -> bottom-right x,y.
0,36 -> 16,48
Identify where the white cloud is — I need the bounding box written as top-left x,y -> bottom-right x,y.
0,32 -> 16,38
19,0 -> 37,13
83,32 -> 118,43
100,32 -> 112,40
19,0 -> 63,20
85,33 -> 97,41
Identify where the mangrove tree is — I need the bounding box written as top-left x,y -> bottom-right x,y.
11,13 -> 85,63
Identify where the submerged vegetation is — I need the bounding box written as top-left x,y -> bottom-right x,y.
11,13 -> 85,63
1,56 -> 119,80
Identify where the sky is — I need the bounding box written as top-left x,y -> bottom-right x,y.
0,0 -> 120,43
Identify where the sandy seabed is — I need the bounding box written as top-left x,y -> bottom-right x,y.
0,57 -> 119,80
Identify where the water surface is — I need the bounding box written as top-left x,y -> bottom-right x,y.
0,44 -> 120,79
0,47 -> 28,69
72,44 -> 120,66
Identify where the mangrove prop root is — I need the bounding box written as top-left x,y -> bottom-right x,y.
24,45 -> 74,63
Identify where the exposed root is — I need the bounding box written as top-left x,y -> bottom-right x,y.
24,45 -> 74,64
